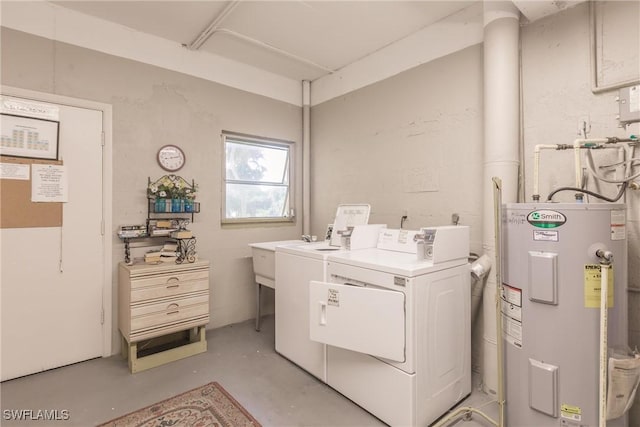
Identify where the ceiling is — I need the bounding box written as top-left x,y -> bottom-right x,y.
50,1 -> 478,82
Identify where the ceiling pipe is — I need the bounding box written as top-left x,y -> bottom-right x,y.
213,29 -> 335,73
185,1 -> 334,74
186,1 -> 240,51
482,1 -> 520,414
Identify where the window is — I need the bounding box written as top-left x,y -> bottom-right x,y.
222,132 -> 293,223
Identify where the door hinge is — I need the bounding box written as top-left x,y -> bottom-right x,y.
101,307 -> 105,325
101,219 -> 105,236
101,131 -> 105,146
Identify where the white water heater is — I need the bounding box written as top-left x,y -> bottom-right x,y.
502,203 -> 628,426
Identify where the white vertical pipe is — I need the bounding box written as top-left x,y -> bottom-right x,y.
599,263 -> 610,427
482,1 -> 520,396
302,80 -> 311,235
533,145 -> 560,200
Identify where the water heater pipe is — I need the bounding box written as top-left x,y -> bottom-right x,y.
597,250 -> 613,427
574,138 -> 610,191
492,177 -> 506,427
533,142 -> 631,201
533,144 -> 562,200
599,264 -> 609,427
586,146 -> 640,184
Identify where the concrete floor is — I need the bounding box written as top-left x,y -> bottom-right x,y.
0,315 -> 498,426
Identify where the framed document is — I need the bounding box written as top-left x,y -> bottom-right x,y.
0,113 -> 59,160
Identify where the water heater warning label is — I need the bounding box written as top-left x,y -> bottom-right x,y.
561,404 -> 582,422
584,265 -> 614,308
501,284 -> 523,348
611,209 -> 626,241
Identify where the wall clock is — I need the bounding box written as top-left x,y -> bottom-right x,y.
157,145 -> 185,172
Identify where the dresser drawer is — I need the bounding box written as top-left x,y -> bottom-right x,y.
131,294 -> 209,332
130,270 -> 209,290
131,279 -> 208,302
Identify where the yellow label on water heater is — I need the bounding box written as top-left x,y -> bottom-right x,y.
561,403 -> 582,421
584,264 -> 614,308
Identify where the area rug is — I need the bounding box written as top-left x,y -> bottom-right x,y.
98,382 -> 261,427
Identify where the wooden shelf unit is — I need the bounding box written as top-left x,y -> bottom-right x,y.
118,259 -> 210,373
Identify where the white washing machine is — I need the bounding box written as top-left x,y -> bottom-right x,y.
275,224 -> 385,381
310,226 -> 471,426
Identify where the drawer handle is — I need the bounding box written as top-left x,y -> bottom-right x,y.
166,284 -> 180,289
166,303 -> 179,315
166,277 -> 180,284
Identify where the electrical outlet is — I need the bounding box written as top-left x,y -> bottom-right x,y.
577,115 -> 591,136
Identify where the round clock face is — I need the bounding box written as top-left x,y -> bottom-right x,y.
157,145 -> 185,172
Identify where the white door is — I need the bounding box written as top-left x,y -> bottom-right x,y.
309,281 -> 405,362
1,101 -> 104,381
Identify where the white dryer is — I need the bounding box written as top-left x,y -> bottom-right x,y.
310,226 -> 471,426
275,224 -> 385,381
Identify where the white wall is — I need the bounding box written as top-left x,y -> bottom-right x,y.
1,28 -> 303,351
310,44 -> 484,253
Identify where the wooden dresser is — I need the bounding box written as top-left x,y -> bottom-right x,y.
118,259 -> 210,373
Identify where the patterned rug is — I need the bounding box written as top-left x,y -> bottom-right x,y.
98,382 -> 261,427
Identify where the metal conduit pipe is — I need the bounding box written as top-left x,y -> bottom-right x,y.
596,250 -> 614,427
302,81 -> 311,235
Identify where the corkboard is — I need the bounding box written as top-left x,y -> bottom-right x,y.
0,156 -> 63,228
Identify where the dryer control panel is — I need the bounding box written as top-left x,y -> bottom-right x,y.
417,226 -> 469,264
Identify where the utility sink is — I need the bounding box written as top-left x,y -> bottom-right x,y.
249,240 -> 305,288
250,239 -> 307,332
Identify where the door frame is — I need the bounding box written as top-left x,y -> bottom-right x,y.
1,85 -> 114,357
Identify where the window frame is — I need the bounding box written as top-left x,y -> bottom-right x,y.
221,131 -> 295,224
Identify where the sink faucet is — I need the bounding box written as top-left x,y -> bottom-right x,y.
302,235 -> 312,242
